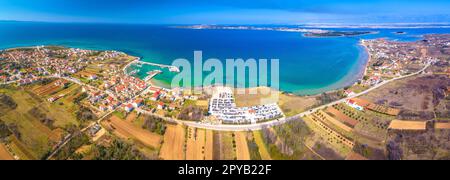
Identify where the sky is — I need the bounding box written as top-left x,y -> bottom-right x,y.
0,0 -> 449,24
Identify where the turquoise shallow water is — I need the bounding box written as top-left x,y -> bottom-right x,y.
1,22 -> 449,95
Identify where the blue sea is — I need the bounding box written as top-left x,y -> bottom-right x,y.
1,21 -> 450,95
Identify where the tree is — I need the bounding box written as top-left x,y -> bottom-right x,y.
0,94 -> 17,110
54,133 -> 90,160
91,139 -> 146,160
142,115 -> 166,135
73,93 -> 88,104
0,121 -> 12,138
76,107 -> 96,123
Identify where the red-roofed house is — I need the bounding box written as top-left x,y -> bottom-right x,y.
99,105 -> 108,112
157,102 -> 165,110
0,76 -> 6,82
148,86 -> 161,93
106,96 -> 114,103
150,91 -> 161,101
168,103 -> 177,110
344,90 -> 356,97
124,104 -> 134,112
133,99 -> 143,108
345,99 -> 364,111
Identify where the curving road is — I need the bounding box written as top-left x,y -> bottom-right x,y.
167,62 -> 431,131
3,62 -> 430,133
4,62 -> 427,159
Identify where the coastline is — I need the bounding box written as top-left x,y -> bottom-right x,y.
360,40 -> 371,77
131,42 -> 372,96
3,44 -> 371,98
302,31 -> 380,38
286,42 -> 370,96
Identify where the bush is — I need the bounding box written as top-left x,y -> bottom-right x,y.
91,139 -> 146,160
142,115 -> 166,135
54,132 -> 90,160
73,93 -> 88,104
7,124 -> 21,140
0,94 -> 17,110
177,106 -> 205,121
28,107 -> 55,129
36,78 -> 53,86
76,107 -> 97,123
247,139 -> 262,160
0,121 -> 12,138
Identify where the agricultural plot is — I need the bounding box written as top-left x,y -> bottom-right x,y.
234,132 -> 250,160
0,86 -> 80,159
326,106 -> 359,128
213,131 -> 236,160
31,79 -> 67,97
345,152 -> 368,160
195,100 -> 209,108
244,132 -> 262,160
388,120 -> 427,131
253,131 -> 271,160
159,124 -> 185,160
125,112 -> 137,123
9,136 -> 36,160
33,84 -> 81,127
333,103 -> 389,143
386,121 -> 450,160
103,116 -> 162,149
74,70 -> 98,79
266,122 -> 323,160
186,127 -> 206,160
435,122 -> 450,129
75,145 -> 92,155
303,115 -> 353,157
0,143 -> 14,160
366,103 -> 401,116
204,130 -> 214,160
313,110 -> 353,132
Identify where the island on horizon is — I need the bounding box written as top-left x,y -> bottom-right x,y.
176,24 -> 378,38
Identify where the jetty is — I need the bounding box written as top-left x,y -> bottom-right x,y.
123,58 -> 180,77
144,70 -> 163,82
135,61 -> 180,72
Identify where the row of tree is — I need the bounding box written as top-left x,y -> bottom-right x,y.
142,115 -> 166,135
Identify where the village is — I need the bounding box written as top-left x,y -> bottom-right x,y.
0,45 -> 287,126
359,37 -> 439,87
0,45 -> 287,160
0,33 -> 449,160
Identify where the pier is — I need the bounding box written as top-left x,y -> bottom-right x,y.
123,59 -> 180,77
144,70 -> 163,82
135,61 -> 180,72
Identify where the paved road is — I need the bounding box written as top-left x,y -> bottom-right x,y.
167,62 -> 431,131
17,61 -> 428,159
45,80 -> 154,159
0,81 -> 18,85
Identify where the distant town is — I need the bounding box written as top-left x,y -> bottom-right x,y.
177,25 -> 377,37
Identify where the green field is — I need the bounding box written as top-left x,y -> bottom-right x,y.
0,84 -> 82,159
